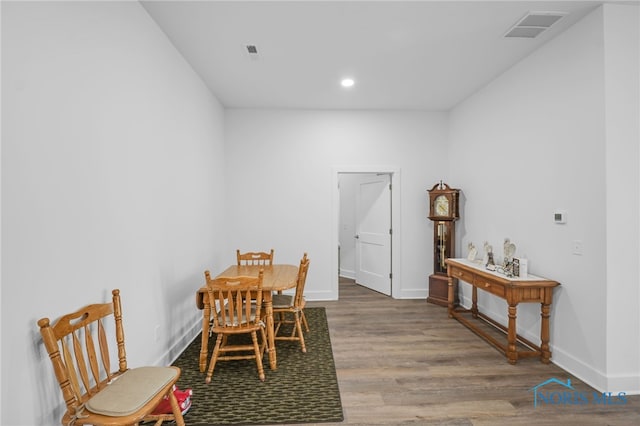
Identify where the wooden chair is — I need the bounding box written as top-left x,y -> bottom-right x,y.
236,249 -> 274,266
273,253 -> 310,353
237,249 -> 278,298
204,269 -> 267,382
37,289 -> 185,426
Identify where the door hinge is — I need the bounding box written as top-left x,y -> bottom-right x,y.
389,272 -> 393,279
389,228 -> 392,235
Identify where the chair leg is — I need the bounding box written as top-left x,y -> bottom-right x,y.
274,318 -> 283,336
168,387 -> 186,426
294,312 -> 307,353
301,309 -> 310,332
251,331 -> 266,381
205,334 -> 223,384
274,310 -> 306,352
259,327 -> 267,355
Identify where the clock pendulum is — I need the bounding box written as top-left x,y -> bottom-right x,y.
438,222 -> 446,270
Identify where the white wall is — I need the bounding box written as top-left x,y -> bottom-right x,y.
224,109 -> 449,300
449,5 -> 639,393
1,2 -> 226,424
602,3 -> 640,392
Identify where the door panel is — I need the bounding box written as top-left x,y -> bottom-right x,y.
355,174 -> 391,295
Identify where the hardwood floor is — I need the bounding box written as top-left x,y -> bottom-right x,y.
295,278 -> 640,426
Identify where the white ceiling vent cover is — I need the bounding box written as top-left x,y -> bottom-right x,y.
504,11 -> 567,38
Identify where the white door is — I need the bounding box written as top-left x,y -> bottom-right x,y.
355,174 -> 391,295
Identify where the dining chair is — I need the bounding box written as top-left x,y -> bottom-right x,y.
37,289 -> 185,426
236,249 -> 274,266
272,253 -> 310,353
204,269 -> 267,382
237,249 -> 279,302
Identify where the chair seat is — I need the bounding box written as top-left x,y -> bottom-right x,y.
272,294 -> 294,309
218,305 -> 260,326
85,366 -> 179,417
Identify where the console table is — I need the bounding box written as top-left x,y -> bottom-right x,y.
445,258 -> 560,364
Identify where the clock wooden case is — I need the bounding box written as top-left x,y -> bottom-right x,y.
427,182 -> 460,306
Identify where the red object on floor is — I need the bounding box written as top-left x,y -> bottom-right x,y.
151,385 -> 193,415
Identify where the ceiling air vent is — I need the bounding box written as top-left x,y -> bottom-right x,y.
504,11 -> 567,38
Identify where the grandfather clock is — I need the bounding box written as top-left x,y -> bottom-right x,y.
427,181 -> 460,306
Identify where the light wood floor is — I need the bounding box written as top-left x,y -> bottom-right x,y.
295,278 -> 640,426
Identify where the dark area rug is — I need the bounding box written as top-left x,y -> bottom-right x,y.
171,307 -> 344,425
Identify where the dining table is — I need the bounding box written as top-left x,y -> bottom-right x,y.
195,263 -> 299,373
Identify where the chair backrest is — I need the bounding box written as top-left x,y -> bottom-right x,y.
236,249 -> 274,266
293,253 -> 310,308
38,289 -> 128,418
205,270 -> 265,329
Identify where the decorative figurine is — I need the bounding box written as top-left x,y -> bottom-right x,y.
502,238 -> 517,277
503,238 -> 516,264
467,242 -> 477,261
484,241 -> 494,268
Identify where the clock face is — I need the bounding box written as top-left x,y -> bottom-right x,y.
435,195 -> 449,216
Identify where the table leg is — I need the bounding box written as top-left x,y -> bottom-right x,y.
540,302 -> 552,363
199,301 -> 210,373
471,286 -> 479,318
507,304 -> 518,364
447,274 -> 454,318
263,292 -> 277,370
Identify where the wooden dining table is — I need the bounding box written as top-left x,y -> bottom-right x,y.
195,264 -> 299,373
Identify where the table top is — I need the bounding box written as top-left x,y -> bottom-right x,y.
196,264 -> 299,308
446,258 -> 559,287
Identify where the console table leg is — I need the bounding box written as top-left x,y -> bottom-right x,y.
471,286 -> 478,318
507,304 -> 518,364
540,302 -> 552,364
447,274 -> 454,318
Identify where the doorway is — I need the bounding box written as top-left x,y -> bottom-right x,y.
332,167 -> 401,300
340,173 -> 391,295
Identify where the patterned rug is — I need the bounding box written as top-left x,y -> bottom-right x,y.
171,307 -> 344,425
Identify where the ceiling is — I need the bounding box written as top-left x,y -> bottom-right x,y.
141,1 -> 606,110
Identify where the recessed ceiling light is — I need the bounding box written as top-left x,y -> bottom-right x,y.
341,78 -> 355,88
